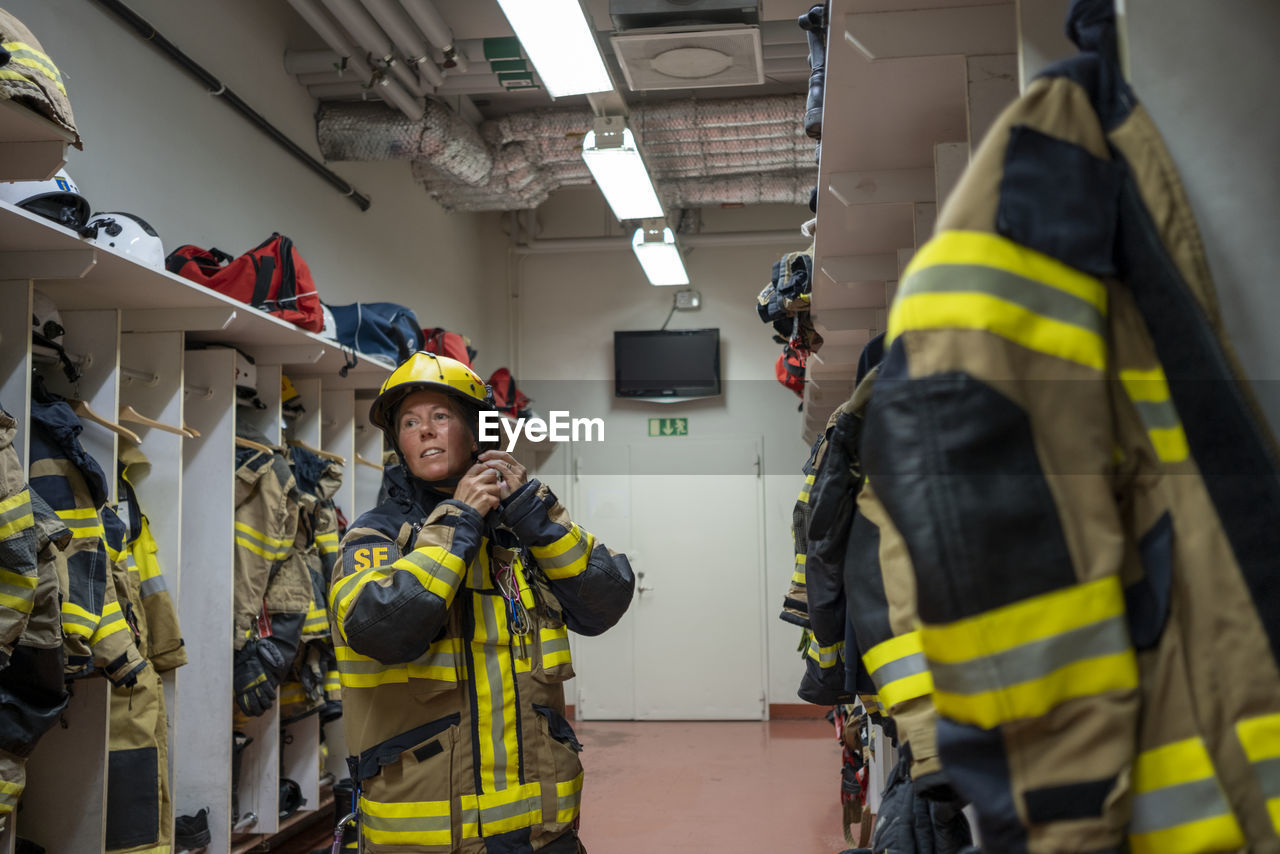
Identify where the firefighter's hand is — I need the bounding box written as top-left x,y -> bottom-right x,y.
455,463 -> 504,516
234,639 -> 284,717
478,450 -> 527,500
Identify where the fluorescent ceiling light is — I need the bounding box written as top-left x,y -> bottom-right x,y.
582,121 -> 664,221
495,0 -> 613,97
632,225 -> 689,286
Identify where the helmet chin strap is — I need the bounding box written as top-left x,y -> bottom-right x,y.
402,444 -> 482,493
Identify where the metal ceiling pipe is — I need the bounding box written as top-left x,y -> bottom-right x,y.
285,0 -> 375,85
320,0 -> 393,58
359,0 -> 446,88
401,0 -> 469,72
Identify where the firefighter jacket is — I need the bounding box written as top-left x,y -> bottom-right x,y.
29,395 -> 145,686
330,466 -> 634,853
102,504 -> 172,854
280,444 -> 343,722
118,447 -> 186,671
861,1 -> 1280,850
779,437 -> 819,630
232,428 -> 305,672
0,407 -> 69,828
870,753 -> 972,854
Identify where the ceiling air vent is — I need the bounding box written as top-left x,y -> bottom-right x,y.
609,0 -> 759,32
612,25 -> 763,91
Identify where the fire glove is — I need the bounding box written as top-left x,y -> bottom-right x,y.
234,639 -> 286,717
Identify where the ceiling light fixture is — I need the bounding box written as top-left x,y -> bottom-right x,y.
494,0 -> 613,98
632,221 -> 689,286
582,116 -> 665,221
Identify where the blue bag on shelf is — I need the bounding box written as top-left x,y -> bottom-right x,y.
326,302 -> 425,366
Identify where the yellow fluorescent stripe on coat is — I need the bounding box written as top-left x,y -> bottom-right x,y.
864,631 -> 934,708
234,535 -> 287,560
932,652 -> 1136,729
890,291 -> 1106,370
556,773 -> 584,823
359,796 -> 451,846
331,546 -> 464,632
922,576 -> 1126,664
534,526 -> 593,580
0,491 -> 33,539
904,230 -> 1108,313
0,567 -> 38,592
0,593 -> 34,613
1147,427 -> 1190,463
1238,713 -> 1280,762
862,630 -> 923,674
1119,367 -> 1173,402
234,521 -> 291,547
1129,737 -> 1244,854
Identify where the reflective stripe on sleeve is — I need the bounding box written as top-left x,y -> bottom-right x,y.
532,526 -> 593,580
0,489 -> 34,539
1120,367 -> 1190,463
1128,737 -> 1245,854
540,625 -> 572,667
234,521 -> 291,560
1236,713 -> 1280,836
863,631 -> 934,709
890,230 -> 1108,370
0,566 -> 37,614
805,634 -> 842,669
922,576 -> 1138,728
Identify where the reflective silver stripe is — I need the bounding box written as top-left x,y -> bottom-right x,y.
541,636 -> 570,657
0,495 -> 32,530
1133,399 -> 1182,431
929,615 -> 1130,695
1130,776 -> 1234,835
558,787 -> 581,814
536,538 -> 589,570
61,611 -> 96,630
461,805 -> 480,837
360,812 -> 451,834
139,575 -> 167,598
807,637 -> 840,666
479,792 -> 541,824
403,547 -> 462,589
870,651 -> 927,688
0,579 -> 35,603
481,593 -> 510,788
905,264 -> 1104,335
1253,756 -> 1280,799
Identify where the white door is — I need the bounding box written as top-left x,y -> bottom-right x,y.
572,437 -> 767,720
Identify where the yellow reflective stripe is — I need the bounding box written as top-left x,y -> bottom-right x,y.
0,566 -> 38,592
233,521 -> 291,547
460,795 -> 481,839
1129,737 -> 1244,854
797,474 -> 814,503
56,508 -> 104,540
540,625 -> 572,667
279,684 -> 307,704
805,635 -> 842,668
316,532 -> 339,543
533,526 -> 593,580
1,42 -> 64,80
91,602 -> 128,643
904,230 -> 1107,312
556,772 -> 584,823
922,578 -> 1137,728
359,795 -> 451,846
0,778 -> 22,794
923,576 -> 1126,663
56,507 -> 98,521
233,521 -> 291,559
61,600 -> 99,636
335,637 -> 462,687
1120,367 -> 1190,463
863,631 -> 934,709
1235,715 -> 1280,835
476,782 -> 542,834
331,546 -> 463,635
473,592 -> 520,790
790,568 -> 806,586
891,230 -> 1107,369
0,489 -> 33,539
324,671 -> 340,691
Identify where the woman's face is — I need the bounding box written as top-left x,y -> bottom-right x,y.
396,389 -> 476,484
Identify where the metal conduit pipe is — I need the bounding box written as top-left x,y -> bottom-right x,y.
289,0 -> 423,117
320,0 -> 393,58
401,0 -> 468,72
360,0 -> 446,87
91,0 -> 371,210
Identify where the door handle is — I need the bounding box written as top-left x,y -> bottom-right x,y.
637,570 -> 653,595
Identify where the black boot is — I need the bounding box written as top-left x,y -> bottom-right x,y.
799,3 -> 828,140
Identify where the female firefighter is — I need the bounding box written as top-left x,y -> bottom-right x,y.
329,352 -> 634,853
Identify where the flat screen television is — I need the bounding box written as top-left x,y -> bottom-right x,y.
614,329 -> 721,398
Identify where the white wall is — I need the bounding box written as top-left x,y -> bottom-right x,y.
515,187 -> 814,706
7,0 -> 510,369
1124,0 -> 1280,435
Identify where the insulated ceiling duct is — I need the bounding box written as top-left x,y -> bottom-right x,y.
317,94 -> 816,211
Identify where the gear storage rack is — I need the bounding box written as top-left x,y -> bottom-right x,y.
0,138 -> 392,854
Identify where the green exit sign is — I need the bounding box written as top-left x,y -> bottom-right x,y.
649,417 -> 688,437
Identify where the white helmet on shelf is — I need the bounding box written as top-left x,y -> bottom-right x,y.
0,169 -> 91,230
85,211 -> 165,269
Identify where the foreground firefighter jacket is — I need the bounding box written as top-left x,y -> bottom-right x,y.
861,2 -> 1280,851
331,466 -> 634,853
0,407 -> 69,829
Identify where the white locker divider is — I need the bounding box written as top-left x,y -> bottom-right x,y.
236,702 -> 281,836
288,377 -> 323,450
281,714 -> 321,818
322,387 -> 355,513
176,347 -> 236,852
22,676 -> 111,852
39,309 -> 122,505
241,363 -> 283,444
0,280 -> 32,466
119,330 -> 187,849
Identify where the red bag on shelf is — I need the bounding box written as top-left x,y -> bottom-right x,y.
165,233 -> 324,332
488,368 -> 532,419
422,327 -> 476,368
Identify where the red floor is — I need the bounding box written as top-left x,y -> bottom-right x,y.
574,719 -> 851,854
